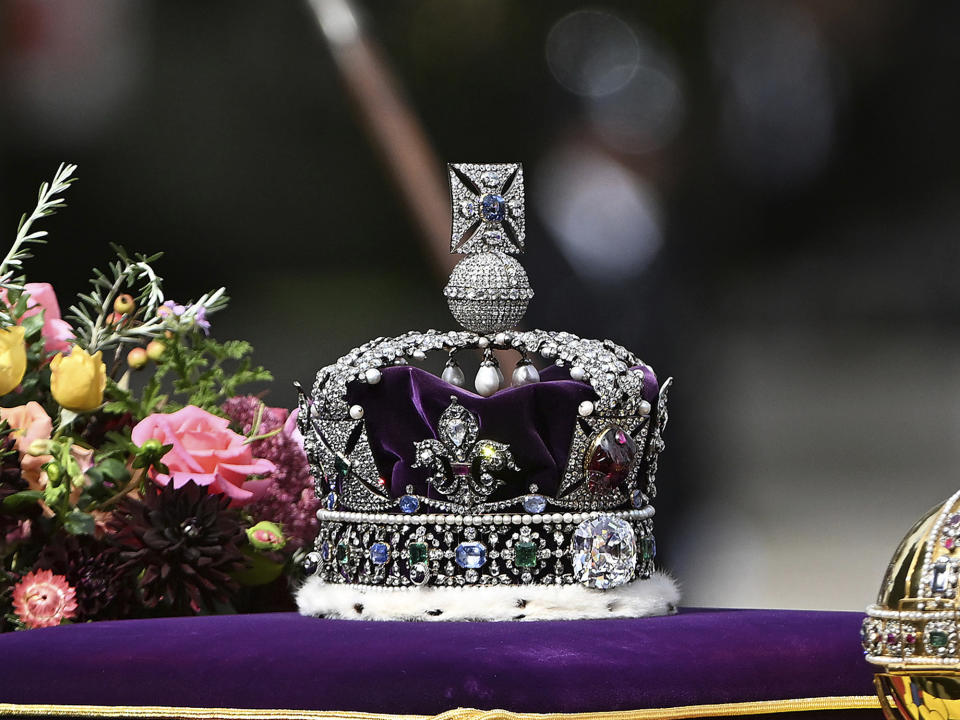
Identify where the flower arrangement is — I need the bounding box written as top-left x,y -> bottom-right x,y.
0,165 -> 317,630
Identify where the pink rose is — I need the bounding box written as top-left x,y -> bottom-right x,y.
23,283 -> 74,355
131,405 -> 275,507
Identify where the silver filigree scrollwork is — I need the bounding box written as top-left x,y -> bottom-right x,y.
412,397 -> 519,512
644,377 -> 673,500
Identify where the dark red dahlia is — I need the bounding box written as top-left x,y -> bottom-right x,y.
109,480 -> 246,614
36,534 -> 134,621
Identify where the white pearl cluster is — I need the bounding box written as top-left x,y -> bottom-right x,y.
316,506 -> 655,526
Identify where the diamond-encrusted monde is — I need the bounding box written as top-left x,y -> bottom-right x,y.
444,252 -> 533,334
298,162 -> 672,595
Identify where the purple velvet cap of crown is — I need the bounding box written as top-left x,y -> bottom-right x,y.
347,364 -> 659,500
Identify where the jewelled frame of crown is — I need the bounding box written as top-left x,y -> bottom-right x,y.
296,162 -> 678,621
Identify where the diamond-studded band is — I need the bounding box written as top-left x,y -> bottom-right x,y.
862,604 -> 960,665
305,511 -> 656,590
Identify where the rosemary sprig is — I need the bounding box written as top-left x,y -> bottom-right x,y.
0,163 -> 77,327
69,245 -> 228,353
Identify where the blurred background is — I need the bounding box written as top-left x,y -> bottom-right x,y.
1,0 -> 958,611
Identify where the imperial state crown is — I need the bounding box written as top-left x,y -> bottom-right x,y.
296,163 -> 678,620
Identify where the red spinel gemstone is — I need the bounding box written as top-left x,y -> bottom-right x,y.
946,538 -> 955,549
906,634 -> 916,643
586,424 -> 637,491
452,463 -> 472,477
887,633 -> 897,645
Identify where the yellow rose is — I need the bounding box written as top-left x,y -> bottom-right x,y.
0,326 -> 27,396
50,346 -> 106,412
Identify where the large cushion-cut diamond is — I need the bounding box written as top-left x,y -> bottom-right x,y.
455,541 -> 487,569
572,516 -> 636,589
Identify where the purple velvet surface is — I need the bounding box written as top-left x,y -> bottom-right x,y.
346,364 -> 659,498
0,609 -> 876,715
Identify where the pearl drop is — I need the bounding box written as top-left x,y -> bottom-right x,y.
512,363 -> 540,386
365,368 -> 382,385
349,404 -> 364,420
478,337 -> 490,348
442,363 -> 466,387
578,400 -> 595,416
639,400 -> 652,415
412,350 -> 426,361
475,365 -> 501,397
570,366 -> 586,381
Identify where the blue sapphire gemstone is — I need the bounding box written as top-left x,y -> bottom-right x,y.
631,489 -> 644,509
399,495 -> 420,514
480,194 -> 506,223
326,491 -> 338,510
320,541 -> 331,561
455,541 -> 487,569
370,542 -> 390,565
522,494 -> 546,514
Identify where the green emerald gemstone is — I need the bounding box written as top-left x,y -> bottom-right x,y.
336,542 -> 349,565
930,630 -> 949,648
334,455 -> 351,478
408,542 -> 428,564
641,537 -> 656,562
515,541 -> 537,568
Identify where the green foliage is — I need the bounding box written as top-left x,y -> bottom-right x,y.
69,244 -> 228,354
105,331 -> 272,417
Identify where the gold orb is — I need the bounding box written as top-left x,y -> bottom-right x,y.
865,491 -> 960,719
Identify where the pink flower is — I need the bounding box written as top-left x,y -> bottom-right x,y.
131,405 -> 275,507
23,283 -> 74,355
0,402 -> 53,488
12,569 -> 77,629
222,397 -> 319,548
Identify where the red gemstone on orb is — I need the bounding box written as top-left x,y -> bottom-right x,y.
946,538 -> 956,550
586,425 -> 637,492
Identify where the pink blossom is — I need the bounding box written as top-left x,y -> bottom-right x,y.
23,283 -> 74,355
131,405 -> 275,507
12,569 -> 77,629
0,402 -> 53,488
222,397 -> 319,547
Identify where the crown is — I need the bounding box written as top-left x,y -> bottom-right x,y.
295,163 -> 677,621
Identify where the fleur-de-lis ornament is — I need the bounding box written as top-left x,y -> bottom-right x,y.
412,397 -> 518,512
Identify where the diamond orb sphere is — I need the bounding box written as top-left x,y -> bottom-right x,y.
444,251 -> 534,334
572,516 -> 637,589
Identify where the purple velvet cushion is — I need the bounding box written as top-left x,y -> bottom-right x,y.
346,364 -> 659,498
0,609 -> 879,717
